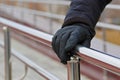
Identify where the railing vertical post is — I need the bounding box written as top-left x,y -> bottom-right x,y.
102,28 -> 107,52
3,27 -> 12,80
103,70 -> 108,80
33,4 -> 37,28
49,4 -> 53,34
67,56 -> 80,80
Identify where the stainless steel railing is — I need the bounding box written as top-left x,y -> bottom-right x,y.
0,1 -> 120,79
1,3 -> 120,55
5,0 -> 120,9
7,0 -> 71,5
67,56 -> 80,80
0,17 -> 120,80
0,27 -> 60,80
1,1 -> 120,32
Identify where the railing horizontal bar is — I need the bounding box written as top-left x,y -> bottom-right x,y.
77,46 -> 120,75
106,4 -> 120,10
97,22 -> 120,31
0,17 -> 120,75
0,41 -> 60,80
29,10 -> 65,20
1,4 -> 120,31
10,0 -> 71,5
77,46 -> 120,69
12,50 -> 60,80
0,4 -> 65,20
9,0 -> 120,10
0,17 -> 52,42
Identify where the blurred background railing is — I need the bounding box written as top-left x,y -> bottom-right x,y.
0,17 -> 120,80
0,27 -> 60,80
0,0 -> 120,80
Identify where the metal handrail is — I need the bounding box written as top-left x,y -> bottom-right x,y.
9,0 -> 120,10
8,0 -> 120,10
106,4 -> 120,10
0,4 -> 65,20
0,17 -> 52,42
77,46 -> 120,75
0,17 -> 120,76
0,38 -> 60,80
1,4 -> 120,31
0,1 -> 120,80
3,27 -> 12,80
10,0 -> 71,5
97,22 -> 120,31
3,27 -> 29,80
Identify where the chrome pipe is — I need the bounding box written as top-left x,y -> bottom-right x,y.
102,28 -> 107,52
3,27 -> 12,80
103,70 -> 108,80
20,65 -> 28,80
67,56 -> 80,80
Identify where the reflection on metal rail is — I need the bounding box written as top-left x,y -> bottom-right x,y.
0,4 -> 65,20
0,1 -> 120,80
9,0 -> 71,5
1,2 -> 120,53
20,65 -> 28,80
77,46 -> 120,75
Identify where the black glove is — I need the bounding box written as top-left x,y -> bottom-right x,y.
52,24 -> 92,64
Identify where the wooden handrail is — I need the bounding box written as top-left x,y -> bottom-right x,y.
106,4 -> 120,10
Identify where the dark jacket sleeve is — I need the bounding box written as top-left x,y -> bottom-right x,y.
62,0 -> 112,38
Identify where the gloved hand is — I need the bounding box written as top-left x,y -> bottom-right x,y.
52,24 -> 92,64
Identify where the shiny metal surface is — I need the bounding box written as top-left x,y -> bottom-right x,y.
3,27 -> 12,80
67,56 -> 80,80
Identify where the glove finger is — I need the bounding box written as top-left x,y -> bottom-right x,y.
54,32 -> 65,58
59,31 -> 72,64
52,35 -> 57,53
52,29 -> 65,54
65,30 -> 86,52
53,28 -> 73,54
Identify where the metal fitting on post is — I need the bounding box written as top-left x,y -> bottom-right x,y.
67,55 -> 80,80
